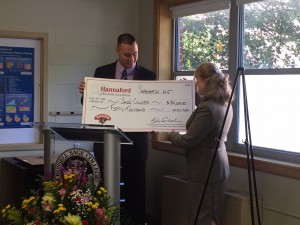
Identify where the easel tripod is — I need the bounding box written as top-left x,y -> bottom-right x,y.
193,67 -> 262,225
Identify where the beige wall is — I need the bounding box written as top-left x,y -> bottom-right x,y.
0,0 -> 153,154
147,148 -> 300,225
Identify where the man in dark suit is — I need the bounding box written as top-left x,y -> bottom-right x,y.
79,33 -> 157,225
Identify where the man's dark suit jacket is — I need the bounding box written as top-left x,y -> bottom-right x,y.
90,61 -> 157,162
88,61 -> 156,224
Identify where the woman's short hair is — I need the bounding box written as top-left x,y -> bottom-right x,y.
195,62 -> 233,105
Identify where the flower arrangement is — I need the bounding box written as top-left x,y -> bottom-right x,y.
1,159 -> 118,225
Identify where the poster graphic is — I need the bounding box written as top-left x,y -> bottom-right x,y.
0,46 -> 34,128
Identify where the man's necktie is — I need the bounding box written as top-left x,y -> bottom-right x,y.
121,69 -> 127,80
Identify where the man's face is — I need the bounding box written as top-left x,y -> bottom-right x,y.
116,42 -> 138,69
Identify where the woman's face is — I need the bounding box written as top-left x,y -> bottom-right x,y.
194,73 -> 205,95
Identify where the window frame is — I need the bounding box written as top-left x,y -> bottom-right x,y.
230,2 -> 300,164
153,0 -> 300,177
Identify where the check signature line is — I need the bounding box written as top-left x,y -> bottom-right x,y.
150,108 -> 164,111
92,106 -> 109,109
108,100 -> 119,103
152,101 -> 163,104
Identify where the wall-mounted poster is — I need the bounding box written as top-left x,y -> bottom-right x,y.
0,35 -> 42,146
0,46 -> 34,129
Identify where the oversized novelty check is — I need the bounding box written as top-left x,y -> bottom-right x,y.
82,77 -> 195,132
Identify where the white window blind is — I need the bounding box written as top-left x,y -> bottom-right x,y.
170,0 -> 230,18
236,0 -> 264,5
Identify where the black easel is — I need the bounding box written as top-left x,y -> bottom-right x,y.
193,67 -> 262,225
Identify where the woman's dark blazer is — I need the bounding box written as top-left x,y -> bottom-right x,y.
170,100 -> 233,182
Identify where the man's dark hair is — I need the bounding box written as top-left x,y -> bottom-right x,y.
117,33 -> 136,46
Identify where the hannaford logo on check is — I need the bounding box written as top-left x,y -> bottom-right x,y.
94,114 -> 111,124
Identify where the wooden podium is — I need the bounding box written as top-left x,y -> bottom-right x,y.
32,123 -> 133,212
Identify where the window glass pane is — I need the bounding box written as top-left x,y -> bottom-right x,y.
238,75 -> 300,153
244,0 -> 300,69
176,9 -> 230,71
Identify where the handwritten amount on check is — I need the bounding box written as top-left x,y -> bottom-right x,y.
90,97 -> 190,113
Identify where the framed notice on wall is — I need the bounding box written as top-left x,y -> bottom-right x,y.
0,31 -> 48,149
0,46 -> 35,129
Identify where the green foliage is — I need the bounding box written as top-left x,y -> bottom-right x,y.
179,0 -> 300,70
180,10 -> 229,70
244,0 -> 300,68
